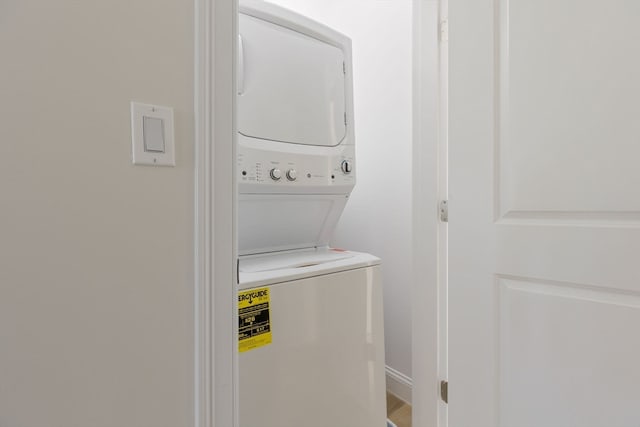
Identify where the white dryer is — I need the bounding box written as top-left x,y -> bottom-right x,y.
237,2 -> 387,426
237,0 -> 355,255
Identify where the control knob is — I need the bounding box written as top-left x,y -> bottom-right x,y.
286,169 -> 297,181
341,160 -> 353,174
269,168 -> 282,181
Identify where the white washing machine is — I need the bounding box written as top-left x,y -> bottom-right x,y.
238,249 -> 386,427
237,2 -> 387,426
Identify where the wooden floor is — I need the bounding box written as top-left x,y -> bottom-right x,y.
386,392 -> 411,427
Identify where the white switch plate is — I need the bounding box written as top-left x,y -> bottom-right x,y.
131,102 -> 175,166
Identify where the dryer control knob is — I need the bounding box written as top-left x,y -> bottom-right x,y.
341,160 -> 353,174
269,168 -> 282,181
286,169 -> 297,181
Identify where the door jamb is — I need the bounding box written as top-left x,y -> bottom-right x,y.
411,0 -> 448,426
194,0 -> 238,425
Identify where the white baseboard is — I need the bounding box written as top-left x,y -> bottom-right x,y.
385,366 -> 412,405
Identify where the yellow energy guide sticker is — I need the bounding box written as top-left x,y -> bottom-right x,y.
238,287 -> 272,353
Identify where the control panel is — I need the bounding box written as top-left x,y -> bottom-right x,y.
237,143 -> 355,193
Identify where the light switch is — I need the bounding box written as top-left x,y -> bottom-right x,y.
143,116 -> 165,153
131,102 -> 175,166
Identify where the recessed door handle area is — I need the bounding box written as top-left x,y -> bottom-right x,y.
238,34 -> 245,95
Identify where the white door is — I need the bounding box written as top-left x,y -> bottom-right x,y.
448,1 -> 640,426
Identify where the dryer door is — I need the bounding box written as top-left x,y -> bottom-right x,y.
238,13 -> 347,147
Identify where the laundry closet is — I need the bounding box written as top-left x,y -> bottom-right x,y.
236,0 -> 422,426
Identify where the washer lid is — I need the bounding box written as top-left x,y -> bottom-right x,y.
238,248 -> 381,289
238,13 -> 347,147
240,249 -> 355,273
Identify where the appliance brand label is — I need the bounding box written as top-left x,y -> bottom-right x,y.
238,287 -> 272,353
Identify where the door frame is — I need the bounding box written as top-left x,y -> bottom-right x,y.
412,0 -> 448,426
194,0 -> 448,426
194,0 -> 238,426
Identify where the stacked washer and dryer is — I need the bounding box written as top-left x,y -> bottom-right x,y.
237,2 -> 387,426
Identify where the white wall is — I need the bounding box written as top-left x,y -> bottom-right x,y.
266,0 -> 415,380
0,2 -> 194,426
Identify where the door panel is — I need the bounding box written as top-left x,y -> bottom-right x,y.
499,277 -> 640,427
497,0 -> 640,216
449,1 -> 640,426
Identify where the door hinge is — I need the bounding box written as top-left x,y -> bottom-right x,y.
440,380 -> 448,403
439,19 -> 449,43
439,200 -> 448,222
343,61 -> 346,74
344,112 -> 347,126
